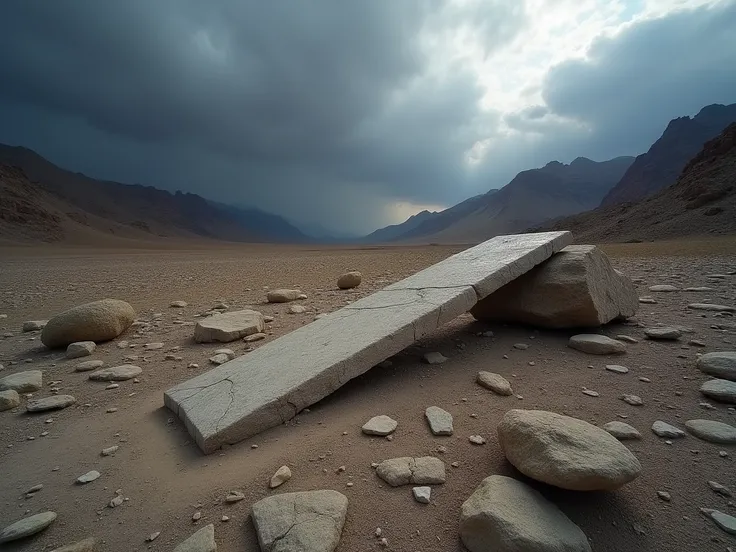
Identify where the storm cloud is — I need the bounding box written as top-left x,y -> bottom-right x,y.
0,0 -> 735,234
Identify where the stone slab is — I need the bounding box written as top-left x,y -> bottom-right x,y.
164,231 -> 572,453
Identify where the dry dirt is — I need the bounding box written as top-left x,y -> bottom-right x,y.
0,240 -> 735,552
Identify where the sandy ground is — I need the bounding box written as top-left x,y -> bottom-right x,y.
0,240 -> 735,551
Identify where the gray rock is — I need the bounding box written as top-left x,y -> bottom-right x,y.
685,419 -> 736,444
700,379 -> 736,403
684,287 -> 713,292
101,445 -> 119,456
639,297 -> 657,304
266,289 -> 303,303
88,364 -> 142,381
22,320 -> 47,332
644,327 -> 681,341
425,406 -> 453,436
361,415 -> 397,436
476,371 -> 513,396
497,409 -> 641,491
251,490 -> 348,552
423,352 -> 447,364
651,421 -> 685,438
412,486 -> 431,504
621,394 -> 643,406
688,303 -> 735,312
27,395 -> 76,412
337,272 -> 362,290
194,310 -> 265,343
0,511 -> 57,543
173,523 -> 216,552
170,301 -> 188,308
66,341 -> 96,359
649,285 -> 679,292
605,365 -> 629,374
213,349 -> 235,360
697,352 -> 736,381
460,475 -> 591,552
269,465 -> 292,488
616,335 -> 638,343
471,245 -> 637,328
469,435 -> 487,445
244,333 -> 267,343
75,360 -> 104,372
41,299 -> 135,348
288,304 -> 307,314
700,508 -> 736,535
76,470 -> 101,484
376,457 -> 446,486
568,334 -> 626,355
603,421 -> 641,440
144,342 -> 164,350
225,491 -> 245,503
708,480 -> 732,497
208,353 -> 231,365
0,370 -> 42,392
49,537 -> 98,552
0,389 -> 20,411
582,389 -> 599,397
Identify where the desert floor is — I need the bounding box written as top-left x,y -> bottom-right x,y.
0,237 -> 735,551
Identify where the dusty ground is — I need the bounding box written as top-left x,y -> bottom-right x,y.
0,240 -> 735,552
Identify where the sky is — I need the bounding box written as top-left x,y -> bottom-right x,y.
0,0 -> 735,236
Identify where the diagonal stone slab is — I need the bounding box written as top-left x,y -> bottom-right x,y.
165,231 -> 572,453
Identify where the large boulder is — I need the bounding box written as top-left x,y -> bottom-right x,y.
251,490 -> 347,552
471,245 -> 637,328
460,475 -> 591,552
497,409 -> 642,491
194,310 -> 265,343
697,352 -> 736,381
41,299 -> 135,348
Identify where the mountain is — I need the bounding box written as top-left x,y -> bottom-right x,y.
361,209 -> 440,243
540,123 -> 736,242
368,156 -> 633,244
0,144 -> 307,244
601,103 -> 736,207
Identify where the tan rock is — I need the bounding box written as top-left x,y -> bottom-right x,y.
337,272 -> 362,290
476,371 -> 513,396
41,299 -> 135,348
194,310 -> 265,343
266,289 -> 303,303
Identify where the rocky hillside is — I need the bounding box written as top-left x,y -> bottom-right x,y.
542,123 -> 736,242
0,144 -> 307,244
601,103 -> 736,207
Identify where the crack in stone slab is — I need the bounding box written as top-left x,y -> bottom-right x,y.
214,378 -> 236,433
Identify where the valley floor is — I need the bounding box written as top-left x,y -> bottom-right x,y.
0,239 -> 735,551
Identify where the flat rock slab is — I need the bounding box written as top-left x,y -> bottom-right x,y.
476,371 -> 513,396
362,415 -> 397,436
75,360 -> 105,372
425,406 -> 453,435
700,379 -> 736,404
0,511 -> 57,543
376,456 -> 446,486
651,421 -> 685,438
88,365 -> 142,381
603,421 -> 641,440
645,327 -> 681,340
568,335 -> 626,355
698,352 -> 736,381
701,508 -> 736,535
164,231 -> 572,453
0,370 -> 42,393
194,310 -> 265,343
27,395 -> 76,412
688,303 -> 735,312
686,419 -> 736,444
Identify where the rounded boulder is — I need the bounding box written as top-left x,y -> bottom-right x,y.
41,299 -> 135,348
337,271 -> 362,290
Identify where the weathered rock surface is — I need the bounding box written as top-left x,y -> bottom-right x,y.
697,352 -> 736,381
376,456 -> 446,486
651,421 -> 685,438
460,475 -> 591,552
361,415 -> 397,436
425,406 -> 453,436
568,334 -> 626,355
337,271 -> 362,290
22,320 -> 47,332
603,421 -> 641,440
251,490 -> 348,552
644,327 -> 682,341
700,379 -> 736,403
0,511 -> 57,543
688,303 -> 735,312
471,245 -> 637,328
194,310 -> 265,343
88,365 -> 142,381
685,419 -> 736,444
0,370 -> 42,392
476,371 -> 513,396
41,299 -> 135,348
497,409 -> 641,490
0,389 -> 20,411
49,537 -> 98,552
75,360 -> 105,372
66,341 -> 96,359
266,289 -> 303,303
27,395 -> 76,412
173,524 -> 216,552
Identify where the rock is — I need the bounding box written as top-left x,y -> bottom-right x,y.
616,335 -> 638,343
469,435 -> 486,445
621,394 -> 643,406
76,470 -> 101,484
225,491 -> 245,503
649,285 -> 679,292
209,353 -> 231,365
66,341 -> 96,359
362,415 -> 397,436
174,523 -> 216,552
266,289 -> 303,303
423,351 -> 447,364
194,310 -> 265,343
685,419 -> 736,444
605,365 -> 629,374
41,299 -> 135,348
244,333 -> 267,343
288,304 -> 307,314
101,445 -> 119,456
603,421 -> 641,440
497,409 -> 641,491
425,406 -> 453,436
568,334 -> 626,355
700,508 -> 736,535
376,457 -> 446,486
708,481 -> 732,497
251,490 -> 348,552
476,371 -> 513,396
170,301 -> 188,308
109,494 -> 124,508
0,370 -> 42,392
697,352 -> 736,381
513,343 -> 529,350
0,389 -> 20,411
639,297 -> 657,304
88,365 -> 142,381
214,348 -> 235,360
700,379 -> 736,403
651,421 -> 685,438
470,245 -> 637,328
144,342 -> 164,350
22,320 -> 47,332
49,537 -> 98,552
147,532 -> 161,542
337,272 -> 362,290
657,491 -> 671,502
644,327 -> 682,341
412,486 -> 431,504
459,475 -> 591,552
270,465 -> 292,488
688,303 -> 735,312
582,389 -> 599,397
27,395 -> 76,412
75,360 -> 104,372
0,511 -> 57,543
